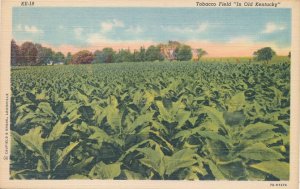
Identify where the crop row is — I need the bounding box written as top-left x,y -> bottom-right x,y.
10,62 -> 290,180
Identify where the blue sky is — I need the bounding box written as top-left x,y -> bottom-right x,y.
12,8 -> 291,56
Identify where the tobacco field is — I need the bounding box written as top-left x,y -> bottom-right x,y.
10,62 -> 290,180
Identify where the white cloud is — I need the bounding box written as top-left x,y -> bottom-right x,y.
87,19 -> 144,44
86,19 -> 125,43
125,26 -> 143,34
195,23 -> 209,33
262,22 -> 285,34
16,24 -> 43,34
74,27 -> 84,39
163,22 -> 209,33
86,33 -> 107,44
24,25 -> 43,34
16,24 -> 22,31
100,19 -> 124,33
86,31 -> 154,47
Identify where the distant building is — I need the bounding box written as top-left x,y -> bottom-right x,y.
46,61 -> 64,66
47,61 -> 53,66
160,46 -> 176,61
54,62 -> 64,65
192,49 -> 199,62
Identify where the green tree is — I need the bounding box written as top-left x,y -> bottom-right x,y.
176,45 -> 192,61
20,42 -> 38,66
115,49 -> 134,63
11,39 -> 21,66
92,50 -> 103,63
35,43 -> 54,66
53,52 -> 65,63
65,52 -> 72,65
71,50 -> 94,64
102,48 -> 116,63
197,48 -> 207,59
145,45 -> 164,61
133,47 -> 146,62
253,47 -> 276,63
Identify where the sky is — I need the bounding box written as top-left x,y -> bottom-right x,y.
12,8 -> 291,57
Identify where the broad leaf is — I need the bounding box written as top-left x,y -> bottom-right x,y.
239,143 -> 284,161
164,149 -> 197,176
250,161 -> 289,180
47,120 -> 70,141
89,162 -> 121,179
55,142 -> 79,168
242,122 -> 275,139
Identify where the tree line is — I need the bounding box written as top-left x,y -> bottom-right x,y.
11,39 -> 288,66
11,40 -> 208,66
11,40 -> 65,66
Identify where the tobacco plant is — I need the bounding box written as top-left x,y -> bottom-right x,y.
10,62 -> 290,180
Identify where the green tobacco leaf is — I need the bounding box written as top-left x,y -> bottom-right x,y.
156,101 -> 173,122
11,131 -> 21,143
242,122 -> 275,139
67,109 -> 81,123
164,149 -> 197,176
247,167 -> 267,181
223,111 -> 245,126
20,127 -> 45,157
129,112 -> 154,132
73,121 -> 89,133
248,130 -> 277,143
198,131 -> 230,144
63,100 -> 80,114
149,130 -> 174,152
137,147 -> 165,176
77,91 -> 89,104
67,174 -> 90,179
250,161 -> 289,180
217,159 -> 247,180
89,162 -> 121,179
175,110 -> 191,129
106,106 -> 122,130
173,126 -> 230,144
37,102 -> 55,116
200,106 -> 229,132
207,160 -> 226,180
88,126 -> 110,142
55,142 -> 79,168
15,113 -> 36,127
36,90 -> 47,100
47,120 -> 70,141
132,90 -> 143,105
10,169 -> 37,179
11,132 -> 21,159
37,159 -> 47,172
71,157 -> 94,172
207,140 -> 229,160
88,126 -> 123,146
239,143 -> 284,161
143,90 -> 155,110
274,120 -> 289,132
189,164 -> 208,178
227,92 -> 246,112
123,169 -> 144,179
118,139 -> 155,161
151,121 -> 169,135
92,106 -> 106,125
108,95 -> 119,108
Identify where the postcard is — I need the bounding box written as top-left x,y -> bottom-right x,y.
0,0 -> 299,188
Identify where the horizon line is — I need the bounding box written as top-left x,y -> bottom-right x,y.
13,39 -> 291,58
